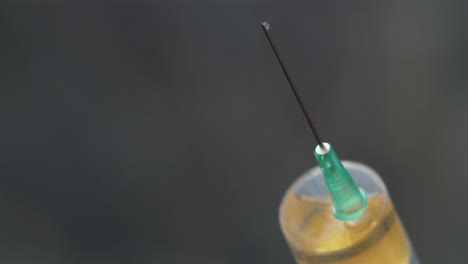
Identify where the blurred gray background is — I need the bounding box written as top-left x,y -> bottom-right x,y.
0,1 -> 467,263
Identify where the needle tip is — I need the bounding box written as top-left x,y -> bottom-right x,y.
261,21 -> 270,30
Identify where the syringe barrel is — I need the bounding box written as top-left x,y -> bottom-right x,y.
279,161 -> 420,264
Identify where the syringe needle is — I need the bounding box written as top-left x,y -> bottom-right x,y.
260,21 -> 324,148
260,22 -> 367,221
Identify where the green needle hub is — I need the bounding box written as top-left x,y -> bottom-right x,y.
314,143 -> 368,221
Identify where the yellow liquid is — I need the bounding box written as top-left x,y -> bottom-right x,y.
280,193 -> 411,264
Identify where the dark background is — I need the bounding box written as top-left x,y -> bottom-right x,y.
1,1 -> 467,263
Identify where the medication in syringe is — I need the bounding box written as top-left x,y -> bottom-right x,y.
280,161 -> 416,264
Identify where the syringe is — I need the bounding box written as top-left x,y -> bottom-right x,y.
260,22 -> 420,264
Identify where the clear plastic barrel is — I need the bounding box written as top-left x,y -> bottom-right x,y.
279,161 -> 420,264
